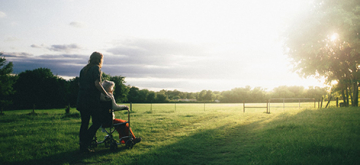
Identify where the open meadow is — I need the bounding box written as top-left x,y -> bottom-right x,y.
0,103 -> 359,165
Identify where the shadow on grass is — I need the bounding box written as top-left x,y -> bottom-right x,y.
62,113 -> 80,119
2,108 -> 360,165
126,108 -> 360,165
1,145 -> 130,165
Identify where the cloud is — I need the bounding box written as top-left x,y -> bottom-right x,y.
2,52 -> 87,77
0,11 -> 6,18
48,44 -> 81,52
104,39 -> 210,77
69,21 -> 85,28
30,43 -> 80,53
99,38 -> 252,83
1,37 -> 305,92
2,38 -> 220,82
2,52 -> 33,58
106,39 -> 207,66
30,44 -> 45,48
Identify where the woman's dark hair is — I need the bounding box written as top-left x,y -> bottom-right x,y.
83,52 -> 103,75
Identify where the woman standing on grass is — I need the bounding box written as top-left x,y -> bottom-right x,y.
76,52 -> 111,153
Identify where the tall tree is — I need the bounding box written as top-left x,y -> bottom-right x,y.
127,86 -> 140,103
138,89 -> 149,102
147,91 -> 156,103
68,77 -> 79,107
13,68 -> 66,109
110,76 -> 129,103
101,73 -> 129,103
283,0 -> 360,106
155,92 -> 168,103
0,56 -> 16,113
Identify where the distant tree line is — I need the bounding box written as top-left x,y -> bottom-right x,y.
0,56 -> 331,110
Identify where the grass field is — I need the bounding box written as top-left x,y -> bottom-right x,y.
0,103 -> 359,165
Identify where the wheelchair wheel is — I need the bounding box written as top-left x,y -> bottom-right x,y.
125,140 -> 134,149
110,140 -> 117,151
104,137 -> 111,148
90,138 -> 97,148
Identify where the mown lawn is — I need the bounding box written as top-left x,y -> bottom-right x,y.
0,104 -> 359,165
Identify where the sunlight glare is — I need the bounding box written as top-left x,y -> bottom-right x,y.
330,33 -> 338,41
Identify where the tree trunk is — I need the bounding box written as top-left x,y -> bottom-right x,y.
346,87 -> 349,106
353,81 -> 359,107
342,88 -> 348,106
350,86 -> 354,106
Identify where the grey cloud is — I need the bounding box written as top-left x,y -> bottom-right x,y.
30,44 -> 45,48
2,52 -> 33,58
3,52 -> 87,76
1,44 -> 252,92
30,43 -> 81,53
1,37 -> 251,91
103,38 -> 248,80
48,44 -> 81,52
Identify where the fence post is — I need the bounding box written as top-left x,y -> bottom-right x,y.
130,102 -> 132,111
243,102 -> 245,113
283,98 -> 285,109
268,99 -> 271,113
267,100 -> 269,113
175,103 -> 176,112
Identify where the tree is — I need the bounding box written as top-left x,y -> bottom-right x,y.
197,90 -> 207,101
147,91 -> 156,103
110,76 -> 128,103
102,72 -> 111,81
220,86 -> 252,103
127,86 -> 140,103
68,77 -> 79,107
250,87 -> 267,102
138,89 -> 149,102
100,73 -> 129,103
0,56 -> 16,114
13,68 -> 66,109
304,86 -> 328,100
186,92 -> 196,99
283,0 -> 360,106
155,92 -> 168,102
204,90 -> 215,102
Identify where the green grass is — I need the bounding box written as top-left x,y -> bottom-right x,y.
0,104 -> 359,165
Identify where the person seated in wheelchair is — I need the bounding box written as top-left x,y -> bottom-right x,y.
100,80 -> 141,144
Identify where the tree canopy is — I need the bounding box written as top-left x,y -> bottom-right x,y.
0,56 -> 16,113
12,68 -> 67,109
283,0 -> 360,106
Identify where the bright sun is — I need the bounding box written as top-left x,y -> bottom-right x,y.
330,33 -> 339,41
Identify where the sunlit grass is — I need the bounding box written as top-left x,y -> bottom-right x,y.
1,104 -> 359,165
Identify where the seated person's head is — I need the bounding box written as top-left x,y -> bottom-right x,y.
102,80 -> 115,93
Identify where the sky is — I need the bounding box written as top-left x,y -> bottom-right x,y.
0,0 -> 326,92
